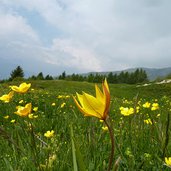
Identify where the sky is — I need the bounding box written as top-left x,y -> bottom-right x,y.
0,0 -> 171,78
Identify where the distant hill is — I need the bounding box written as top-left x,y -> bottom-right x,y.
82,67 -> 171,81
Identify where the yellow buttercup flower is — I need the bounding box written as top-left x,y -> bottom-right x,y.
33,107 -> 38,112
11,119 -> 16,123
19,99 -> 24,104
4,115 -> 9,119
102,126 -> 108,131
144,118 -> 152,125
73,78 -> 110,120
28,113 -> 38,119
61,102 -> 66,108
44,130 -> 55,138
28,114 -> 34,119
120,107 -> 134,116
10,82 -> 31,93
151,103 -> 159,111
142,102 -> 151,108
0,91 -> 14,103
14,103 -> 32,117
51,102 -> 56,106
57,95 -> 63,99
165,157 -> 171,167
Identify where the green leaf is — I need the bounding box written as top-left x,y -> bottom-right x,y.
70,125 -> 87,171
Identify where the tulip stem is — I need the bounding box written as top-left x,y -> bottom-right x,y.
104,118 -> 115,171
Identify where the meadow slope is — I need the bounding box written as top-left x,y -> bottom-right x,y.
0,80 -> 171,170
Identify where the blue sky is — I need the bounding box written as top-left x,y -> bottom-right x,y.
0,0 -> 171,78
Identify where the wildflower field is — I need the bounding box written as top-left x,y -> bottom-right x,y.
0,80 -> 171,170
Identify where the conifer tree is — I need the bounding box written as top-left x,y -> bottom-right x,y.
9,66 -> 24,81
37,72 -> 44,80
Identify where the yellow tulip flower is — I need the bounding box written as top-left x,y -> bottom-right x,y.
10,82 -> 31,93
0,91 -> 14,103
14,103 -> 32,117
73,78 -> 110,120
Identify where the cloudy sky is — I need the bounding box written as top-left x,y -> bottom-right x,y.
0,0 -> 171,78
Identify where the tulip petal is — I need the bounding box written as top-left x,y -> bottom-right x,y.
82,93 -> 104,118
95,84 -> 104,103
73,95 -> 95,117
76,93 -> 84,106
104,78 -> 110,92
103,81 -> 110,118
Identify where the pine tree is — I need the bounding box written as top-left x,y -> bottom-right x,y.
107,72 -> 114,83
45,75 -> 53,80
59,71 -> 66,80
9,66 -> 24,81
37,72 -> 44,80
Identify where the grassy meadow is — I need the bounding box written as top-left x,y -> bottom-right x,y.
0,80 -> 171,170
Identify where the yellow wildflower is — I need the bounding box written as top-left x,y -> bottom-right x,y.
19,99 -> 24,104
28,114 -> 34,119
33,115 -> 38,119
165,157 -> 171,167
102,126 -> 108,131
0,91 -> 14,103
51,103 -> 56,106
57,95 -> 63,99
157,113 -> 160,117
14,103 -> 32,117
73,78 -> 110,120
33,107 -> 38,112
120,107 -> 134,116
61,102 -> 66,108
136,106 -> 140,113
151,103 -> 159,111
47,154 -> 57,168
142,102 -> 151,108
144,118 -> 152,125
11,119 -> 16,123
10,82 -> 31,93
28,114 -> 38,119
4,115 -> 9,119
44,130 -> 55,138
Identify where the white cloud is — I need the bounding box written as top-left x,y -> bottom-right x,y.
44,38 -> 102,72
0,13 -> 39,43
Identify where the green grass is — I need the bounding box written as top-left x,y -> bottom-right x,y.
0,80 -> 171,170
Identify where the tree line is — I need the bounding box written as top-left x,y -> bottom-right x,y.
58,68 -> 149,84
2,66 -> 53,82
1,66 -> 149,84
